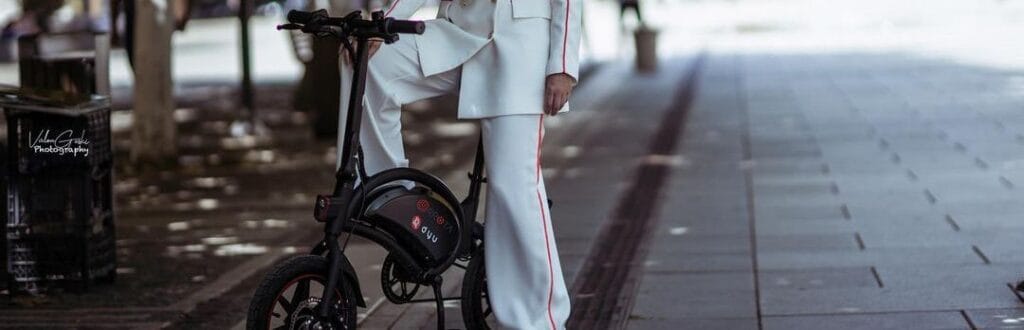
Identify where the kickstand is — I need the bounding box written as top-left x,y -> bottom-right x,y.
432,277 -> 445,330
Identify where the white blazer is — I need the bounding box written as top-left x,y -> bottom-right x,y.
382,0 -> 582,118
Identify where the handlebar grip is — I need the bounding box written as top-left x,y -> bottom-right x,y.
387,19 -> 426,35
287,10 -> 315,24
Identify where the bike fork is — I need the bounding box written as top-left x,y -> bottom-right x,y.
318,235 -> 345,319
432,276 -> 445,329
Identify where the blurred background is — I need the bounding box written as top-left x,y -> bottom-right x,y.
2,0 -> 1024,329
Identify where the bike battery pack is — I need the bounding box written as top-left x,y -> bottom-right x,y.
364,186 -> 459,267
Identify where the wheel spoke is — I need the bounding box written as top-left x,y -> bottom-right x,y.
277,295 -> 294,314
292,279 -> 312,307
484,293 -> 492,316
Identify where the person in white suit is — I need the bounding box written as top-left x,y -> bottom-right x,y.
335,0 -> 581,328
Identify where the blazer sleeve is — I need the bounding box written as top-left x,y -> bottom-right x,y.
382,0 -> 426,19
548,0 -> 582,81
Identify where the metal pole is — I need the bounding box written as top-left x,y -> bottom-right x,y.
239,0 -> 255,121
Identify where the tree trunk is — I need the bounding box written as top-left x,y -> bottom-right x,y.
130,0 -> 177,165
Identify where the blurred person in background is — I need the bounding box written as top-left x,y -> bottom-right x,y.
619,0 -> 642,25
21,0 -> 64,33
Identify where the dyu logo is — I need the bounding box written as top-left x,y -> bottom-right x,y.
421,222 -> 439,243
29,129 -> 90,157
411,214 -> 439,244
410,199 -> 455,245
411,215 -> 422,231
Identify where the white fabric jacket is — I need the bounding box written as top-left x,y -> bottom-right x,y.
382,0 -> 582,118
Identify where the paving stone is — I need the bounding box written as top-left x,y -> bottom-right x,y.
643,252 -> 753,273
755,218 -> 855,236
627,317 -> 758,330
856,227 -> 969,249
756,193 -> 839,210
631,272 -> 757,319
760,285 -> 1019,315
647,233 -> 751,254
841,206 -> 945,225
949,213 -> 1024,231
753,179 -> 836,196
965,308 -> 1024,329
749,159 -> 831,176
759,267 -> 880,291
873,264 -> 1022,292
762,311 -> 969,330
755,204 -> 847,222
757,246 -> 983,269
756,233 -> 860,252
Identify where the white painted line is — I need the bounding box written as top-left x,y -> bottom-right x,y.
356,297 -> 388,326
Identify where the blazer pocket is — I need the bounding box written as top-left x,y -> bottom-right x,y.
511,0 -> 551,19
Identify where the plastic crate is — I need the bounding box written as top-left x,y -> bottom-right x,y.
6,167 -> 116,292
3,96 -> 111,174
2,94 -> 115,293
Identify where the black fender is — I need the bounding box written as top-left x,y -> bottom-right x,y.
337,255 -> 366,308
310,241 -> 366,308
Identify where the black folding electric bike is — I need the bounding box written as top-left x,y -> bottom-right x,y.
245,9 -> 495,330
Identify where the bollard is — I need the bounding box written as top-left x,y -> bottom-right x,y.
634,26 -> 658,72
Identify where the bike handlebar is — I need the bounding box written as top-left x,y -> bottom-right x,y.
387,19 -> 426,35
285,9 -> 425,36
286,9 -> 317,24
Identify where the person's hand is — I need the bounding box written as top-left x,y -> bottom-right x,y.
544,73 -> 575,116
341,38 -> 384,66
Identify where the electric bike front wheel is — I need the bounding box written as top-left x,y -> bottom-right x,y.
247,255 -> 357,330
461,248 -> 496,329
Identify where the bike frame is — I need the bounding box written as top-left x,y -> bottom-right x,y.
311,29 -> 488,325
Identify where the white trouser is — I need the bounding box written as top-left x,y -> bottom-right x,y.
338,35 -> 571,330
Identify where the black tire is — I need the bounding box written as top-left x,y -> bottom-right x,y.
461,248 -> 494,330
247,255 -> 357,330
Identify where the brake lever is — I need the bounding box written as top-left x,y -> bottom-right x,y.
277,23 -> 303,30
312,25 -> 345,39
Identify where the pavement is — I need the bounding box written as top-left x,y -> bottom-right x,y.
4,0 -> 1024,329
626,49 -> 1024,330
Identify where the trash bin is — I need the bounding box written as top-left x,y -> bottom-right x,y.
2,90 -> 116,294
634,26 -> 658,72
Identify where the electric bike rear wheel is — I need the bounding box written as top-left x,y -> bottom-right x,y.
247,255 -> 357,330
461,248 -> 496,329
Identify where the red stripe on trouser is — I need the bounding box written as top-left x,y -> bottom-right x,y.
384,0 -> 400,16
561,0 -> 570,72
535,115 -> 557,330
